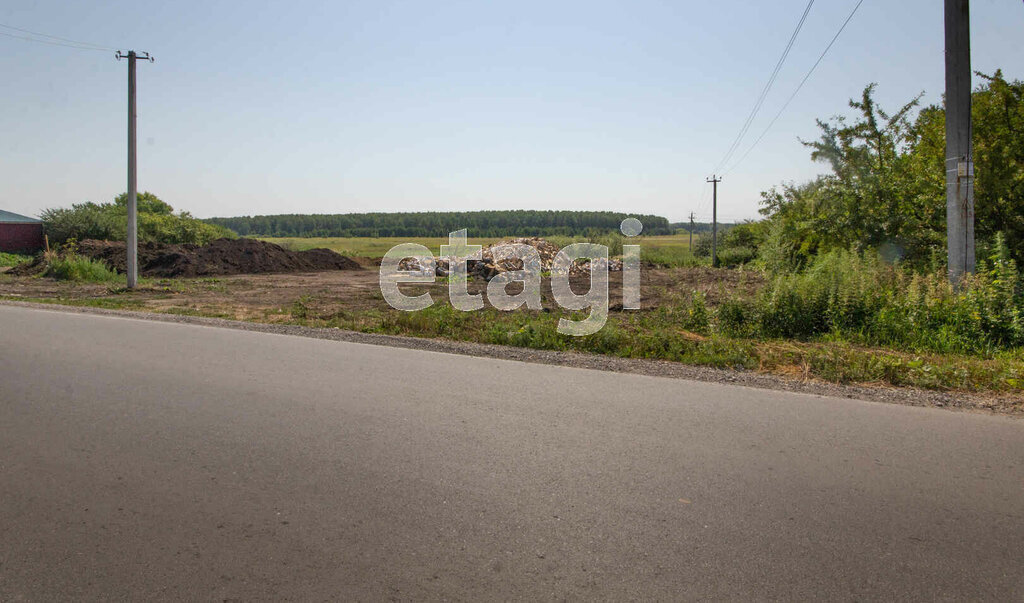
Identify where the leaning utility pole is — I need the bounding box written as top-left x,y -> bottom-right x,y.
944,0 -> 974,282
707,175 -> 721,267
116,50 -> 153,288
688,211 -> 695,250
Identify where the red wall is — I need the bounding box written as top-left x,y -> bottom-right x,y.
0,223 -> 44,253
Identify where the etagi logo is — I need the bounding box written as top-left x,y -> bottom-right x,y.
380,218 -> 644,336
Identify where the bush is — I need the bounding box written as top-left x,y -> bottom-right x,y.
717,298 -> 757,337
591,232 -> 624,257
689,222 -> 767,266
692,234 -> 712,258
640,246 -> 702,268
758,218 -> 803,273
44,254 -> 119,282
41,202 -> 123,242
721,221 -> 768,251
716,246 -> 758,268
139,212 -> 234,245
41,192 -> 236,247
0,252 -> 32,268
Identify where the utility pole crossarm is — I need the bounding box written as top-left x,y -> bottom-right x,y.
116,50 -> 153,62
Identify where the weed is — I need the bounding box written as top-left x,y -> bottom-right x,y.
45,255 -> 120,282
0,252 -> 32,268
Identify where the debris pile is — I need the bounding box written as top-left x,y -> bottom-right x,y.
396,237 -> 623,280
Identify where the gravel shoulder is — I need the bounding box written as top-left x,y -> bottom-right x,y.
3,299 -> 1020,417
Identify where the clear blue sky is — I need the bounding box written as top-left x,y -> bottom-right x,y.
2,0 -> 1022,224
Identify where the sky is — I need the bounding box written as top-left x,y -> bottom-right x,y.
1,0 -> 1022,224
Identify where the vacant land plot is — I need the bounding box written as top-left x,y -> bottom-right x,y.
0,266 -> 756,317
2,232 -> 1021,402
2,259 -> 1021,404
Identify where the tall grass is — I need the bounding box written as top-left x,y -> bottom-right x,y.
718,244 -> 1024,356
44,253 -> 120,282
281,287 -> 1021,392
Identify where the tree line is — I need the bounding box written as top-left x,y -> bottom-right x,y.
205,210 -> 672,238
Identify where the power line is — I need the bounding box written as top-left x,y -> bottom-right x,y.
712,0 -> 815,173
0,22 -> 117,51
0,30 -> 111,51
693,179 -> 711,219
723,0 -> 867,175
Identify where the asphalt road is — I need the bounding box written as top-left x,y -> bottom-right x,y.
1,304 -> 1022,600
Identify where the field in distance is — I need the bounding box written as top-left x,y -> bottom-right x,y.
260,234 -> 693,260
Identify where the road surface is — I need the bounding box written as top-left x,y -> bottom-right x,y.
1,304 -> 1022,600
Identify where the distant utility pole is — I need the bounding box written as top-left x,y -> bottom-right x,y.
707,175 -> 721,267
944,0 -> 974,282
688,211 -> 695,249
116,50 -> 153,289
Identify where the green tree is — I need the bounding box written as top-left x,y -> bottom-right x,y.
42,192 -> 235,246
761,73 -> 1024,269
114,191 -> 174,215
795,84 -> 933,260
911,70 -> 1024,263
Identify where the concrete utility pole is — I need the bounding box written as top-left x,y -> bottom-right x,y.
707,175 -> 721,267
116,50 -> 153,288
944,0 -> 974,282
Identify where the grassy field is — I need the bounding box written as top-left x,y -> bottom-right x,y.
262,236 -> 502,257
261,234 -> 696,264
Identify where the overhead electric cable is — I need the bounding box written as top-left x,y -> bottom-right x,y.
0,22 -> 117,51
723,0 -> 867,175
712,0 -> 815,173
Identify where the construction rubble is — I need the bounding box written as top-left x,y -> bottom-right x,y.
397,237 -> 623,279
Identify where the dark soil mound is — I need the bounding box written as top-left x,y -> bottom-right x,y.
65,238 -> 361,277
7,257 -> 46,276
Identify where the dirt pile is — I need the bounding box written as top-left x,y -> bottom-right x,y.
14,238 -> 361,278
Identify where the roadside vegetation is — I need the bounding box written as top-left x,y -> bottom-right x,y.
2,259 -> 1020,394
41,192 -> 236,246
269,245 -> 1022,393
43,254 -> 121,282
38,242 -> 122,282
